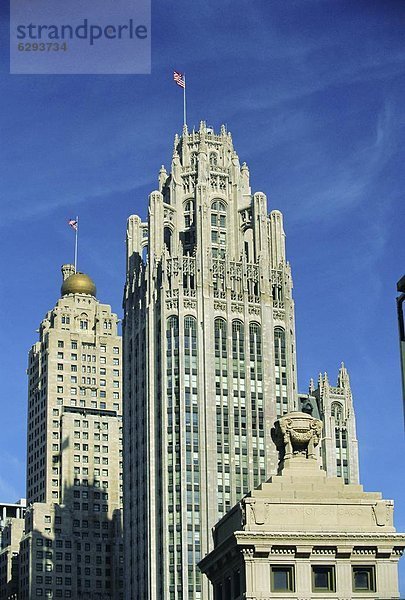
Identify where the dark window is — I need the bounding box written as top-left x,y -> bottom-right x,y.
353,566 -> 376,591
312,565 -> 335,592
271,565 -> 294,592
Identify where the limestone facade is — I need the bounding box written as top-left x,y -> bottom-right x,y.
123,123 -> 364,600
199,412 -> 405,600
19,265 -> 124,599
299,364 -> 359,484
0,510 -> 25,600
123,122 -> 299,600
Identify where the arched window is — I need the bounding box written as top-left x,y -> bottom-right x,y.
209,152 -> 218,168
214,318 -> 227,365
164,227 -> 172,253
184,200 -> 194,228
331,402 -> 344,424
211,200 -> 227,258
80,314 -> 89,331
184,316 -> 197,353
274,327 -> 288,417
249,323 -> 262,374
232,321 -> 245,363
244,228 -> 254,263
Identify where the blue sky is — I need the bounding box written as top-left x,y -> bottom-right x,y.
1,0 -> 405,590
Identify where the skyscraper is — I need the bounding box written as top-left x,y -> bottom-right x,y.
20,265 -> 124,599
123,122 -> 300,600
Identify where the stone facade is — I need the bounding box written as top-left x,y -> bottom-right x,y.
199,412 -> 405,599
299,364 -> 359,484
0,507 -> 25,600
19,266 -> 124,599
123,122 -> 299,600
123,123 -> 363,600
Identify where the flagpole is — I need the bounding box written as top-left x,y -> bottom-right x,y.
183,73 -> 187,126
74,216 -> 79,273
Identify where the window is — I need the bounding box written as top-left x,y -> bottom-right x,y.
113,346 -> 119,354
211,200 -> 227,258
312,565 -> 335,592
274,326 -> 288,417
352,566 -> 375,592
271,565 -> 294,592
184,199 -> 194,228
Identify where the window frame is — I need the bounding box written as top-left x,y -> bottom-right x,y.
270,564 -> 295,592
352,565 -> 376,592
311,565 -> 336,593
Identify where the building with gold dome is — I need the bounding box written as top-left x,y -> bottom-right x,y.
4,264 -> 124,599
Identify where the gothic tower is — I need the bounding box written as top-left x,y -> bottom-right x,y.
123,123 -> 298,600
312,364 -> 359,484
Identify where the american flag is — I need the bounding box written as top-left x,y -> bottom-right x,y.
173,71 -> 185,89
68,219 -> 78,231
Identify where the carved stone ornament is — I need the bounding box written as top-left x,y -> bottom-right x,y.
372,501 -> 393,527
271,411 -> 323,463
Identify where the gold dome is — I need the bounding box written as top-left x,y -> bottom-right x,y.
61,272 -> 96,297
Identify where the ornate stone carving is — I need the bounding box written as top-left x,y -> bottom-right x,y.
231,302 -> 243,313
271,412 -> 323,463
183,299 -> 196,310
213,300 -> 226,311
249,502 -> 270,525
372,501 -> 394,527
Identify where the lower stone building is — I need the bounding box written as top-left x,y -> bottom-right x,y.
199,412 -> 405,599
0,514 -> 25,600
0,499 -> 26,599
18,494 -> 123,600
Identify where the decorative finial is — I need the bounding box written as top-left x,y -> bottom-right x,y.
271,412 -> 323,474
158,165 -> 168,191
337,362 -> 350,388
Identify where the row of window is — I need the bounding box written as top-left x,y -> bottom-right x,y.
57,341 -> 119,353
269,564 -> 375,593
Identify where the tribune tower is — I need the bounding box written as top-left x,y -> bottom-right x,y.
123,122 -> 299,600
